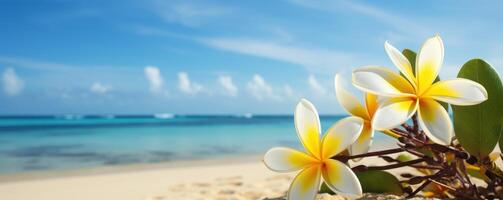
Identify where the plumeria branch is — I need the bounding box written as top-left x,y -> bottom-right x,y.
264,35 -> 502,200
409,179 -> 431,197
332,148 -> 404,162
351,158 -> 427,172
329,116 -> 503,199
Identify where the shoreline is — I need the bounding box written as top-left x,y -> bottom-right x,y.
0,154 -> 264,183
0,154 -> 281,200
0,137 -> 401,200
0,136 -> 399,184
0,153 -> 405,200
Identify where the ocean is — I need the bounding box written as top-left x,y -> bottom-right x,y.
0,114 -> 386,174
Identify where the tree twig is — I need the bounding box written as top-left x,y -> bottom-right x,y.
332,148 -> 404,161
408,179 -> 431,197
352,158 -> 426,172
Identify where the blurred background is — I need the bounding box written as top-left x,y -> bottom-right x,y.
0,0 -> 502,173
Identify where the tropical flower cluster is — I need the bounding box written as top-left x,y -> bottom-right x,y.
353,36 -> 486,145
263,35 -> 503,200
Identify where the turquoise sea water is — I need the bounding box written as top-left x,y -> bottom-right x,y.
0,115 -> 386,174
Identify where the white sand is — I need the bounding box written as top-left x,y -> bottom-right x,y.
0,137 -> 409,200
0,155 -> 409,200
0,156 -> 277,200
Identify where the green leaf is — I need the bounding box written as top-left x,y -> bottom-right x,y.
396,153 -> 413,162
356,170 -> 403,195
453,59 -> 503,159
319,170 -> 403,195
402,49 -> 417,70
319,182 -> 335,195
402,49 -> 449,111
466,166 -> 486,180
501,126 -> 503,153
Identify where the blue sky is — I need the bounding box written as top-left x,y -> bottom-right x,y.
1,0 -> 502,115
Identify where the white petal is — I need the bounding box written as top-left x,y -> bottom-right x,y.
418,99 -> 453,145
349,123 -> 374,158
263,147 -> 318,172
416,35 -> 444,93
335,74 -> 369,119
424,78 -> 488,106
295,99 -> 322,158
321,116 -> 364,159
287,164 -> 322,200
353,66 -> 415,97
322,159 -> 362,198
385,41 -> 416,87
372,97 -> 418,130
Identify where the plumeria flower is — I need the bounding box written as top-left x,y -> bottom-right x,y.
263,99 -> 364,200
352,35 -> 488,145
335,74 -> 378,156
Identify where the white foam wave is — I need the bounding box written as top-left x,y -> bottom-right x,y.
154,113 -> 175,119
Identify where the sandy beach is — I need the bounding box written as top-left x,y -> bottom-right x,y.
0,155 -> 277,200
0,154 -> 401,200
3,143 -> 496,200
0,139 -> 411,200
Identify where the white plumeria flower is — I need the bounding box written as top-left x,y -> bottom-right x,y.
352,35 -> 488,145
335,74 -> 378,156
263,99 -> 364,200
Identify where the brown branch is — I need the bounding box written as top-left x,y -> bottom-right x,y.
408,179 -> 431,197
427,144 -> 469,159
391,128 -> 409,137
458,160 -> 476,189
428,178 -> 456,191
352,158 -> 426,172
332,148 -> 404,161
410,164 -> 442,170
398,143 -> 427,158
395,130 -> 427,145
485,168 -> 503,179
401,123 -> 414,132
327,117 -> 495,198
411,114 -> 419,134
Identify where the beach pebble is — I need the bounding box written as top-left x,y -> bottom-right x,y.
240,191 -> 263,199
316,193 -> 347,200
193,182 -> 211,187
218,189 -> 236,195
144,197 -> 164,200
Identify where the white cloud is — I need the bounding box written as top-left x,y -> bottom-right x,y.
200,38 -> 355,73
90,82 -> 112,94
144,66 -> 164,93
341,1 -> 427,36
247,74 -> 281,101
131,28 -> 358,74
284,84 -> 295,98
2,68 -> 24,96
0,56 -> 75,72
218,75 -> 238,97
308,75 -> 326,96
287,0 -> 429,37
178,72 -> 203,95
